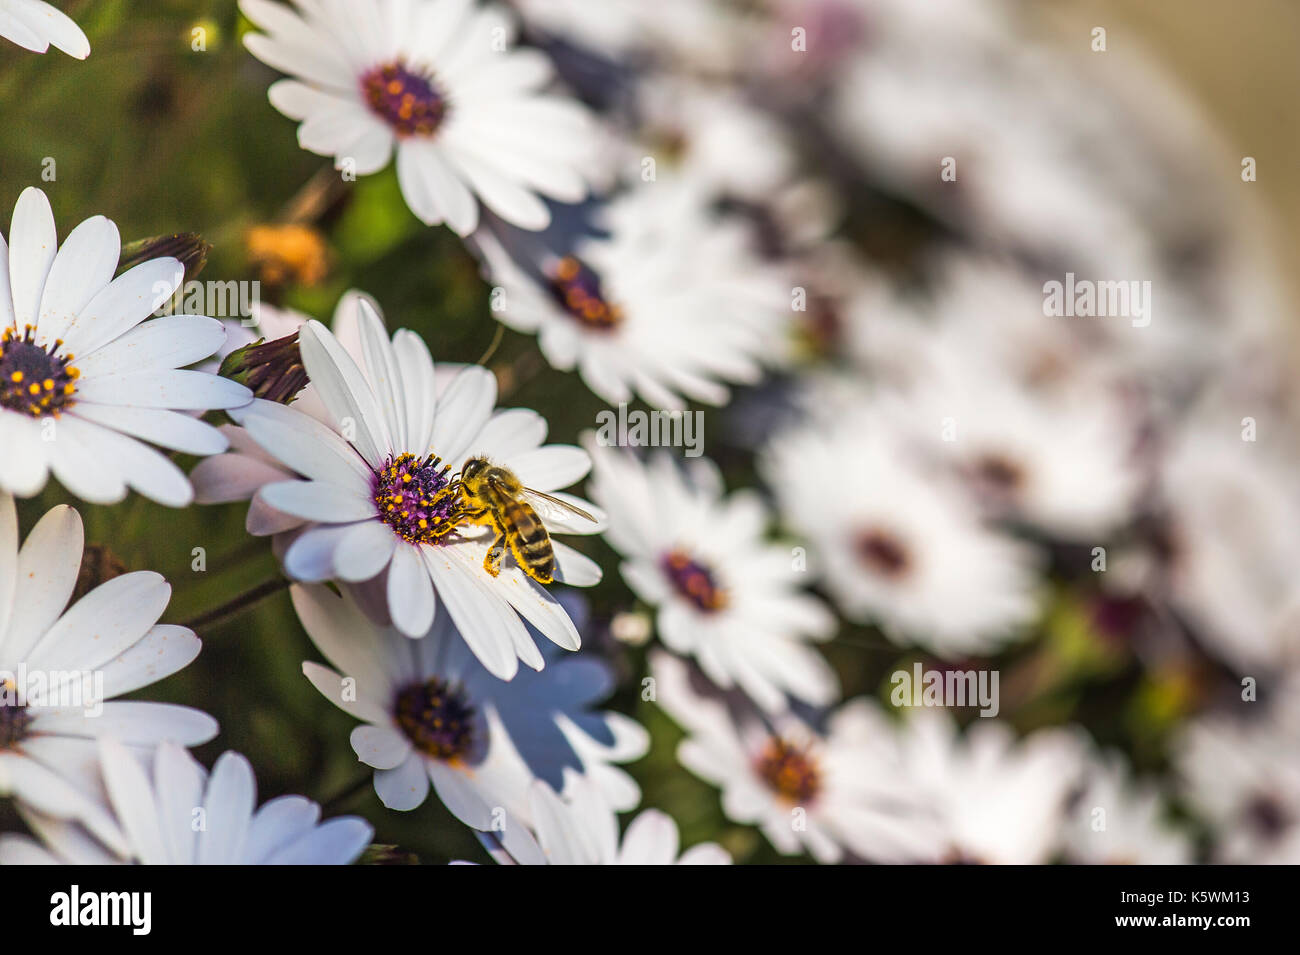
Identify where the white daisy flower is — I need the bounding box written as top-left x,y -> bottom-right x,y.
895,709 -> 1087,865
1062,750 -> 1192,865
0,0 -> 88,57
1159,422 -> 1300,672
240,0 -> 599,235
911,373 -> 1143,541
650,650 -> 941,864
631,76 -> 798,204
511,0 -> 758,72
477,176 -> 791,409
192,291 -> 366,529
761,413 -> 1041,657
0,492 -> 217,854
204,294 -> 604,676
0,188 -> 251,506
1175,699 -> 1300,864
0,739 -> 373,864
585,441 -> 838,713
479,773 -> 730,865
292,583 -> 647,828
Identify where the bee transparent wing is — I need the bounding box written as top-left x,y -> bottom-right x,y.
520,487 -> 599,525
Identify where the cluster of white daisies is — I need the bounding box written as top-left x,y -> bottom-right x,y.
2,0 -> 1297,865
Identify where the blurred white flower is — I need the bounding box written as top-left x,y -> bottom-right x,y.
1159,421 -> 1300,671
480,773 -> 730,865
0,0 -> 88,57
478,176 -> 790,409
0,739 -> 373,864
1062,751 -> 1192,865
586,442 -> 838,712
763,414 -> 1041,656
0,188 -> 250,505
1176,696 -> 1300,864
197,296 -> 604,676
292,583 -> 647,826
0,493 -> 216,854
896,709 -> 1087,864
651,651 -> 941,863
631,76 -> 798,203
911,372 -> 1143,540
240,0 -> 599,234
512,0 -> 758,71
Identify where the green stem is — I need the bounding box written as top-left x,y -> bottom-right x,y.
182,576 -> 290,632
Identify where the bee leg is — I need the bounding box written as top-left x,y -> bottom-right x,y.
483,533 -> 506,577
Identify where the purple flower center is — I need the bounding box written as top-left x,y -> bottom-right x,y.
0,326 -> 79,418
548,257 -> 623,331
394,677 -> 475,761
360,61 -> 449,138
372,453 -> 462,545
661,549 -> 727,613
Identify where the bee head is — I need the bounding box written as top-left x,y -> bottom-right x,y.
460,456 -> 490,490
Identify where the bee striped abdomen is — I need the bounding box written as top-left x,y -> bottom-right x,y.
502,499 -> 554,583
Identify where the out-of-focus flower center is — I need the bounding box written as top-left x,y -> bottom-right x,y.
548,257 -> 623,331
855,527 -> 910,579
1246,792 -> 1290,837
373,453 -> 463,545
361,61 -> 449,138
394,677 -> 475,761
661,549 -> 728,613
0,680 -> 32,749
972,453 -> 1026,494
0,326 -> 79,418
756,738 -> 821,804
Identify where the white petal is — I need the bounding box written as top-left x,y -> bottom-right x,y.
0,502 -> 79,664
260,479 -> 376,523
387,544 -> 435,637
298,319 -> 392,466
74,315 -> 226,376
70,404 -> 228,456
26,571 -> 170,673
59,258 -> 183,357
98,738 -> 168,864
373,753 -> 430,811
422,547 -> 523,679
8,187 -> 58,331
350,724 -> 412,770
302,661 -> 390,724
197,752 -> 256,865
234,399 -> 372,486
74,369 -> 251,411
430,365 -> 497,465
37,215 -> 120,344
0,413 -> 50,497
333,520 -> 399,582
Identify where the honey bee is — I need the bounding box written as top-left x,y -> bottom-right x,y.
457,456 -> 598,585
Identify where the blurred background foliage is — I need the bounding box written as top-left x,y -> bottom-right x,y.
0,0 -> 1295,863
